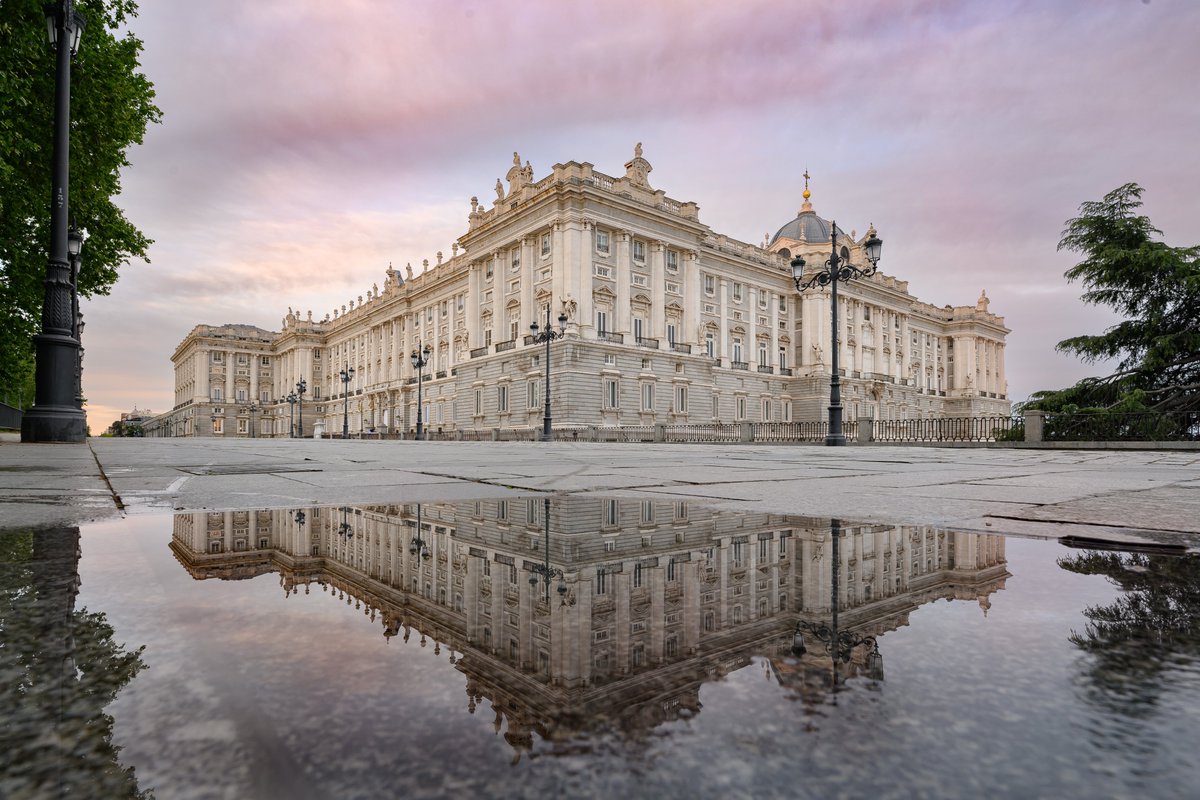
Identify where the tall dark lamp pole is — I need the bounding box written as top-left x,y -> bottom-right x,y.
791,223 -> 882,446
286,391 -> 297,438
295,378 -> 307,438
339,365 -> 354,439
23,1 -> 87,443
528,497 -> 567,602
530,306 -> 569,442
410,343 -> 432,441
247,402 -> 258,438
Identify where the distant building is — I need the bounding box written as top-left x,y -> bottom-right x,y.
106,406 -> 155,437
149,147 -> 1010,438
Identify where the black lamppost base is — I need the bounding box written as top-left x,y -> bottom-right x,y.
824,434 -> 847,446
22,405 -> 87,443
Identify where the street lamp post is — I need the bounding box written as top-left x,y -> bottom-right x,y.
22,1 -> 87,443
409,343 -> 432,441
247,402 -> 259,438
791,519 -> 884,684
67,228 -> 84,409
529,306 -> 569,442
408,504 -> 431,561
339,366 -> 355,439
295,378 -> 307,438
528,497 -> 567,602
286,391 -> 298,438
791,223 -> 882,445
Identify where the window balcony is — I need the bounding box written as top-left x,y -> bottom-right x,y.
731,361 -> 749,371
635,336 -> 659,349
670,342 -> 692,354
495,340 -> 516,353
756,365 -> 774,374
597,331 -> 624,344
470,346 -> 489,358
779,367 -> 793,376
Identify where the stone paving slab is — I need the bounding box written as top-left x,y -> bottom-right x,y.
2,439 -> 1198,551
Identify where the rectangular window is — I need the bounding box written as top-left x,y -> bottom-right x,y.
511,248 -> 520,269
211,388 -> 223,402
527,380 -> 540,409
260,390 -> 269,403
762,398 -> 771,421
758,291 -> 768,310
604,353 -> 616,366
603,378 -> 619,409
632,239 -> 646,262
667,323 -> 677,346
236,389 -> 247,402
597,310 -> 609,335
474,389 -> 482,415
633,563 -> 644,588
675,385 -> 687,414
211,352 -> 223,363
779,347 -> 788,370
641,383 -> 655,412
633,318 -> 645,341
705,332 -> 715,358
704,275 -> 715,294
237,418 -> 248,434
604,499 -> 619,527
779,296 -> 787,314
732,283 -> 744,302
237,354 -> 248,365
212,418 -> 224,434
666,249 -> 679,271
597,568 -> 608,595
497,385 -> 509,413
712,394 -> 720,420
541,232 -> 552,256
640,500 -> 654,524
596,231 -> 610,254
736,396 -> 747,420
457,295 -> 465,312
260,355 -> 270,366
758,343 -> 768,366
732,338 -> 743,363
864,305 -> 872,321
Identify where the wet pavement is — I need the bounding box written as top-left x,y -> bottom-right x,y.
3,440 -> 1200,797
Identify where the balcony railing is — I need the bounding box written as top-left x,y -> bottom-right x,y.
635,336 -> 659,349
756,365 -> 773,374
670,342 -> 691,354
495,340 -> 516,353
779,367 -> 793,376
597,331 -> 624,344
731,361 -> 749,371
470,346 -> 489,358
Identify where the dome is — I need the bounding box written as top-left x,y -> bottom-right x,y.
770,210 -> 834,246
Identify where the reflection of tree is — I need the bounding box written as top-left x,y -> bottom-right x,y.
1059,550 -> 1200,717
0,527 -> 150,799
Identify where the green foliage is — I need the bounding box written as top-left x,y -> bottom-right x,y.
1023,183 -> 1200,413
1059,550 -> 1200,718
0,0 -> 161,399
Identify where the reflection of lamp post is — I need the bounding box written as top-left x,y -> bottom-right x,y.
68,228 -> 84,409
792,519 -> 884,683
294,510 -> 306,526
791,224 -> 882,446
286,391 -> 298,438
339,365 -> 355,439
529,305 -> 569,442
295,378 -> 307,438
22,1 -> 87,442
337,506 -> 352,537
528,497 -> 567,602
408,503 -> 431,561
410,343 -> 432,441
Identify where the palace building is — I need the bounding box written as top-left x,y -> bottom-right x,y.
148,146 -> 1010,438
170,499 -> 1009,749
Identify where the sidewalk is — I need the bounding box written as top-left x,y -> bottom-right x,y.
3,437 -> 1199,549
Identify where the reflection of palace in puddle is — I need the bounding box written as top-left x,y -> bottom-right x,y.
171,499 -> 1008,751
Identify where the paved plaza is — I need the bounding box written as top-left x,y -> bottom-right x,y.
3,437 -> 1198,549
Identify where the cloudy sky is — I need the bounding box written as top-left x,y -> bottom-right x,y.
82,0 -> 1199,432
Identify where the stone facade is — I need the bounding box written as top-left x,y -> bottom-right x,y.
149,147 -> 1010,438
170,499 -> 1009,746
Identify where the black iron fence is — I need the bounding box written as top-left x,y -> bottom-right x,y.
1043,411 -> 1200,442
873,416 -> 1018,443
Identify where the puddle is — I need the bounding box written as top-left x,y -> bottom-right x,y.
3,498 -> 1200,798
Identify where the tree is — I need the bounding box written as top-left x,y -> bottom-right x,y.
0,0 -> 161,404
1022,183 -> 1200,414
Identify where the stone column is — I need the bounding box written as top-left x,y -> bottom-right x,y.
748,288 -> 758,365
650,242 -> 666,340
854,301 -> 864,374
769,290 -> 779,371
616,232 -> 632,335
571,221 -> 590,337
467,263 -> 481,348
198,349 -> 210,401
224,350 -> 234,404
520,236 -> 535,333
683,251 -> 701,345
718,278 -> 729,368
